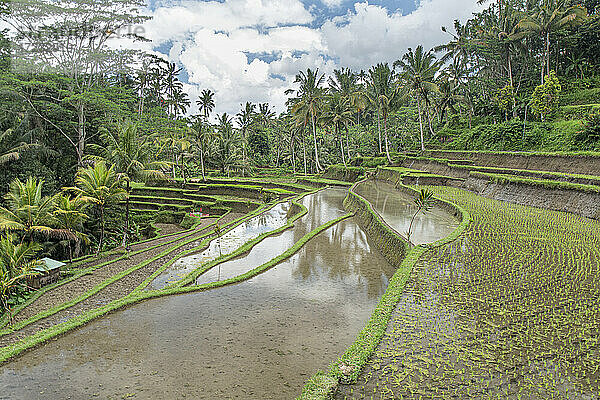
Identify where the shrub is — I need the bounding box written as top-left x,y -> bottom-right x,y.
530,71 -> 562,121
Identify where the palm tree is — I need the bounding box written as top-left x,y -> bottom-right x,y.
0,234 -> 41,320
190,117 -> 216,181
197,89 -> 216,121
329,68 -> 362,159
287,98 -> 310,175
290,68 -> 326,173
89,120 -> 169,249
0,177 -> 56,243
164,62 -> 184,116
216,113 -> 242,175
171,88 -> 191,119
68,162 -> 127,255
395,46 -> 442,151
517,0 -> 587,83
435,20 -> 473,66
407,189 -> 435,245
0,128 -> 40,167
367,63 -> 402,162
236,102 -> 256,172
321,93 -> 354,167
258,103 -> 276,128
53,194 -> 89,262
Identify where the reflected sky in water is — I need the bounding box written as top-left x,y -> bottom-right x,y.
0,188 -> 396,400
354,180 -> 459,244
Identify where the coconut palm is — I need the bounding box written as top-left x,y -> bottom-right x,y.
395,46 -> 442,151
215,113 -> 242,175
171,88 -> 191,119
197,89 -> 216,121
53,194 -> 89,262
236,102 -> 256,172
0,234 -> 41,320
516,0 -> 587,83
89,120 -> 169,249
329,68 -> 363,159
367,63 -> 402,162
290,68 -> 326,173
0,177 -> 56,243
68,162 -> 127,255
190,117 -> 217,181
321,93 -> 354,167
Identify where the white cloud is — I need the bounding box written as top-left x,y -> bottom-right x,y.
321,0 -> 483,69
144,0 -> 314,44
321,0 -> 344,8
140,0 -> 484,116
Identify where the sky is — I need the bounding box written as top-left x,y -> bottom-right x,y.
136,0 -> 484,118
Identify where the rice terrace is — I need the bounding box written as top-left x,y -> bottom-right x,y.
0,0 -> 599,399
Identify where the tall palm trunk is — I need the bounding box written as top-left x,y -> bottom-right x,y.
200,146 -> 206,181
302,129 -> 307,176
383,114 -> 392,163
122,180 -> 131,250
311,113 -> 322,172
416,96 -> 426,152
337,123 -> 346,167
97,205 -> 105,256
292,137 -> 296,174
376,112 -> 382,154
345,124 -> 351,161
546,31 -> 551,80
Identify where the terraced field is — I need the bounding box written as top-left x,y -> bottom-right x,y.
2,162 -> 600,400
335,186 -> 600,399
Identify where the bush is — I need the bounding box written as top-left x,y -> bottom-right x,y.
572,112 -> 600,150
530,71 -> 562,121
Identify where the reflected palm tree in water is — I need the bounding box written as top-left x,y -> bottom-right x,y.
291,220 -> 394,299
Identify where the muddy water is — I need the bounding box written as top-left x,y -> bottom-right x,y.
149,202 -> 291,289
0,189 -> 397,399
195,189 -> 348,285
354,180 -> 459,244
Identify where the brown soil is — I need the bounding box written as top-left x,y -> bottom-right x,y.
0,215 -> 242,348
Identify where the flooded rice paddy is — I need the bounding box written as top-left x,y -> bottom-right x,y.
0,186 -> 460,399
354,180 -> 458,244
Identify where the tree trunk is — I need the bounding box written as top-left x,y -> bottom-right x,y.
546,31 -> 551,79
345,124 -> 351,161
508,52 -> 517,118
76,101 -> 86,167
292,136 -> 296,174
302,130 -> 307,176
97,205 -> 105,256
200,146 -> 206,182
311,113 -> 322,172
122,179 -> 131,250
376,112 -> 382,154
417,97 -> 425,152
383,114 -> 392,163
338,124 -> 346,167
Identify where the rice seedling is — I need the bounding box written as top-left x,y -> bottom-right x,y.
337,186 -> 600,399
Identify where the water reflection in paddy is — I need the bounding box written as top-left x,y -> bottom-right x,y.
354,180 -> 459,244
148,202 -> 291,289
0,189 -> 395,399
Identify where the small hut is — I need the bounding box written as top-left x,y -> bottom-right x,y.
29,258 -> 65,289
